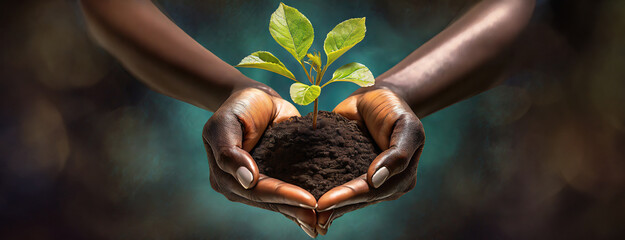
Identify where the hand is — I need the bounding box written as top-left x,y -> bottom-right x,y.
202,87 -> 318,237
316,88 -> 425,235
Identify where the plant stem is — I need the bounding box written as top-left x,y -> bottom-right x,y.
300,62 -> 313,84
320,79 -> 333,89
312,98 -> 318,129
316,65 -> 328,85
311,65 -> 328,130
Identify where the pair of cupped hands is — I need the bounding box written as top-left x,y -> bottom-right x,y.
203,83 -> 425,237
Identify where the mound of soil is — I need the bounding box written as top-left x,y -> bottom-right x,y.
251,111 -> 381,199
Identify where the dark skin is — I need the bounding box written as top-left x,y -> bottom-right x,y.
318,0 -> 536,234
80,0 -> 318,234
80,0 -> 535,237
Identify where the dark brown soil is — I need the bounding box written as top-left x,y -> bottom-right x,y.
251,111 -> 381,199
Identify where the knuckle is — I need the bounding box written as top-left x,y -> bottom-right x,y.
209,173 -> 223,193
400,111 -> 419,123
415,121 -> 425,140
409,115 -> 424,133
408,116 -> 425,140
202,114 -> 236,145
264,203 -> 278,212
386,149 -> 411,173
407,159 -> 419,173
403,175 -> 418,193
202,117 -> 217,141
387,192 -> 405,201
216,146 -> 237,162
224,194 -> 239,202
400,113 -> 425,144
394,149 -> 411,162
414,118 -> 424,132
216,148 -> 229,161
247,192 -> 261,202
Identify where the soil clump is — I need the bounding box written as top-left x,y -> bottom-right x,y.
251,111 -> 381,199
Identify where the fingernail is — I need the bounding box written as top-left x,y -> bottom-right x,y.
318,224 -> 328,235
297,219 -> 316,238
236,167 -> 253,189
318,211 -> 334,229
321,204 -> 336,211
372,167 -> 389,188
300,224 -> 316,238
299,203 -> 317,209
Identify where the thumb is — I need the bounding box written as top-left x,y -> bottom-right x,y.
203,111 -> 260,189
366,114 -> 424,188
213,145 -> 260,189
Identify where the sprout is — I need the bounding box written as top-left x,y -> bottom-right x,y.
236,3 -> 374,129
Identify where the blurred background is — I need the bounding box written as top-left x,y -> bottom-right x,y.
1,0 -> 624,239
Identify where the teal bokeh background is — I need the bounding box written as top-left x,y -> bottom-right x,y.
2,0 -> 625,239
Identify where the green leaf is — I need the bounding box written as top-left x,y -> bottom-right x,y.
269,3 -> 314,62
236,51 -> 296,80
324,17 -> 366,66
328,62 -> 374,87
290,83 -> 321,105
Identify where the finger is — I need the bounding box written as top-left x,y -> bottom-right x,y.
316,209 -> 335,230
356,89 -> 425,188
317,202 -> 369,234
281,212 -> 317,238
211,144 -> 260,190
277,206 -> 317,235
367,115 -> 424,188
210,171 -> 318,237
316,174 -> 369,211
367,115 -> 425,188
229,88 -> 276,151
211,188 -> 318,239
213,181 -> 317,234
272,97 -> 301,123
316,224 -> 327,236
332,95 -> 363,123
203,89 -> 280,189
206,142 -> 317,235
207,139 -> 317,208
254,176 -> 317,209
357,89 -> 412,150
218,172 -> 317,209
317,155 -> 419,212
203,115 -> 259,189
204,139 -> 259,189
234,175 -> 317,209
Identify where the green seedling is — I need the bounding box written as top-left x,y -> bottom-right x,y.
236,2 -> 374,129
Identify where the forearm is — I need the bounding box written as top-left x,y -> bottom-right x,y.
80,0 -> 267,111
370,0 -> 535,118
